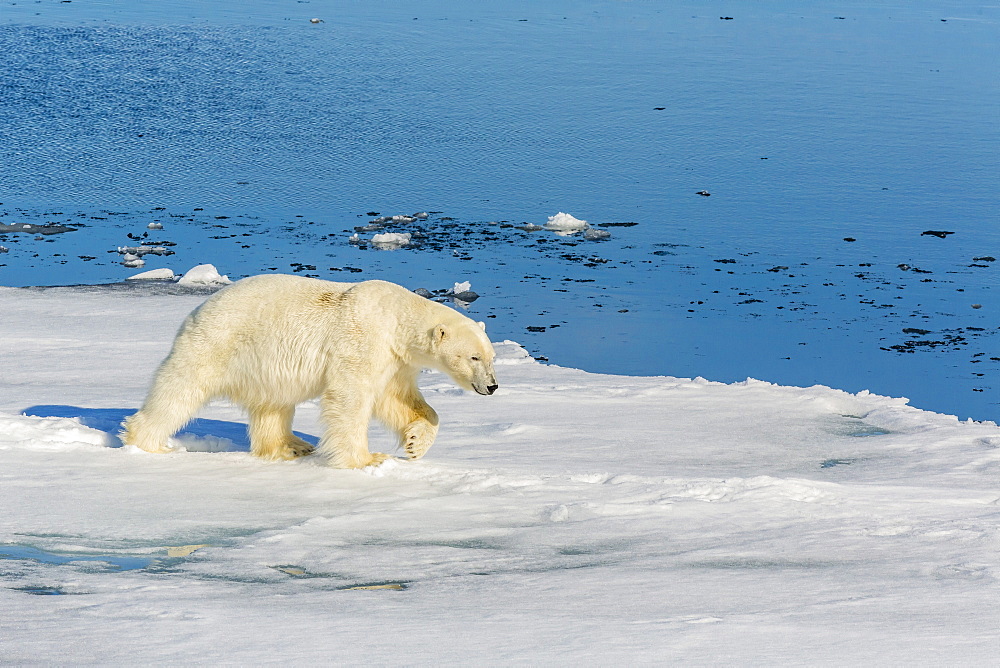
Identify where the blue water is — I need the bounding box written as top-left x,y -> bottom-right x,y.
1,0 -> 997,420
0,544 -> 152,571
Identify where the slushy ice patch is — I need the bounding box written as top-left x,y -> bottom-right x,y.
0,543 -> 211,572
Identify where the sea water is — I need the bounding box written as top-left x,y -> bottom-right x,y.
1,0 -> 997,420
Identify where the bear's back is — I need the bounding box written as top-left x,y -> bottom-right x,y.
187,275 -> 432,334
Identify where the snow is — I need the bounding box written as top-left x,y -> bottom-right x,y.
176,263 -> 231,286
2,285 -> 1000,663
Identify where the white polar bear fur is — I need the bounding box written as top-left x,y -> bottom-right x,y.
122,275 -> 498,468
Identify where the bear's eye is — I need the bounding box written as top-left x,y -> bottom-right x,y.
470,356 -> 480,362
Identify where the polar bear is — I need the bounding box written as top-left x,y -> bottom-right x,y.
121,275 -> 498,468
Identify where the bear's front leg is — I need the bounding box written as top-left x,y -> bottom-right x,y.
319,388 -> 392,469
373,376 -> 440,460
402,419 -> 439,460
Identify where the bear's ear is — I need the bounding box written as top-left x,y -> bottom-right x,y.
478,321 -> 486,331
432,324 -> 447,345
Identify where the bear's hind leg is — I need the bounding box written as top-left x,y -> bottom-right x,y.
122,384 -> 210,454
247,405 -> 314,460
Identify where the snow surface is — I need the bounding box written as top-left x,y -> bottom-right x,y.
2,285 -> 1000,664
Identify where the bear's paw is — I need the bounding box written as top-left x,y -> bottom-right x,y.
363,452 -> 394,468
282,436 -> 316,460
253,435 -> 315,461
402,421 -> 438,460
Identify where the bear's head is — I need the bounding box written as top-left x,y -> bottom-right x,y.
429,320 -> 498,396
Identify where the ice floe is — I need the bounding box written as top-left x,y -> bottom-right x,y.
2,277 -> 1000,665
177,263 -> 231,286
543,211 -> 589,235
370,232 -> 412,249
126,268 -> 177,281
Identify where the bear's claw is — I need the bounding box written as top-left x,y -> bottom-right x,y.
256,436 -> 315,461
402,422 -> 436,460
284,437 -> 315,459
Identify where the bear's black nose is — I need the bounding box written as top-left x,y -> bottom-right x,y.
487,384 -> 498,395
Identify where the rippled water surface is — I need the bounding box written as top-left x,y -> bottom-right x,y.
1,0 -> 997,420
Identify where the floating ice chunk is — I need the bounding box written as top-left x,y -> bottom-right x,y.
544,212 -> 589,235
371,232 -> 412,249
117,245 -> 173,256
0,222 -> 74,235
492,340 -> 537,365
122,254 -> 145,268
584,228 -> 611,240
348,233 -> 360,244
452,293 -> 479,309
0,246 -> 7,253
177,264 -> 231,286
147,222 -> 163,230
450,281 -> 472,295
126,268 -> 176,281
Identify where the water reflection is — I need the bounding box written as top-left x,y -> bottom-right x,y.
0,1 -> 996,420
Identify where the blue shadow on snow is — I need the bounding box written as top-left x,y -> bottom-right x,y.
21,405 -> 320,452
